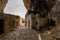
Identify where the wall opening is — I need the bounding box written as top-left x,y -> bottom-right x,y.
28,20 -> 30,28
0,19 -> 4,35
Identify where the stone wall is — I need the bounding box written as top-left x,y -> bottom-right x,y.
24,0 -> 57,40
0,0 -> 20,35
24,0 -> 57,30
0,13 -> 20,34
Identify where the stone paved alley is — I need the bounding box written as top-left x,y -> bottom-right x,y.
0,24 -> 40,40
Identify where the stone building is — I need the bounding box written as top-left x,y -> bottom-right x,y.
0,0 -> 20,35
0,13 -> 20,35
25,10 -> 56,40
25,0 -> 60,40
24,0 -> 56,31
24,0 -> 57,40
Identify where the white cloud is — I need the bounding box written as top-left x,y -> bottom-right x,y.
4,0 -> 27,18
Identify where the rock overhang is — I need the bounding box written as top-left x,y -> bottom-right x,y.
23,0 -> 57,12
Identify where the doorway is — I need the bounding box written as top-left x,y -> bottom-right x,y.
0,19 -> 4,35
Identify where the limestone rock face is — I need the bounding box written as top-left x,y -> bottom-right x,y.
0,0 -> 8,12
23,0 -> 57,11
23,0 -> 31,10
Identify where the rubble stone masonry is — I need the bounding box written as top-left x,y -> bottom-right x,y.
0,13 -> 20,34
24,0 -> 58,40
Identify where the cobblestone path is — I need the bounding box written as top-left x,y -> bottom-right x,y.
0,28 -> 39,40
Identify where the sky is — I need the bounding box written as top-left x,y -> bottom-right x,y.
4,0 -> 27,18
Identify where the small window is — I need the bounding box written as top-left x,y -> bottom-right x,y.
28,20 -> 30,27
36,21 -> 38,25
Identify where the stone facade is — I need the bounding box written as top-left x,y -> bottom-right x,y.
0,13 -> 20,35
24,0 -> 56,31
0,0 -> 20,35
25,12 -> 56,40
24,0 -> 57,40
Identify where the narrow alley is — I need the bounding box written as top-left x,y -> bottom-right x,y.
0,0 -> 60,40
0,24 -> 40,40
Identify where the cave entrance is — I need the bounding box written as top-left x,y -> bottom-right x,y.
0,19 -> 4,35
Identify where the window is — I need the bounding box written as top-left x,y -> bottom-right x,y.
28,20 -> 30,27
36,21 -> 38,25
